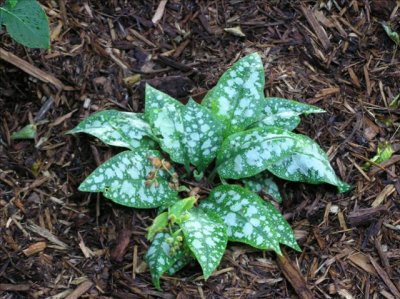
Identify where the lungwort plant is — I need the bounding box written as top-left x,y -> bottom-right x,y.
69,53 -> 350,289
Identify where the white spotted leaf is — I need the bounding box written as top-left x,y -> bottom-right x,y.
242,172 -> 283,203
145,232 -> 187,290
181,99 -> 224,171
202,53 -> 265,137
200,185 -> 300,253
266,133 -> 352,193
217,127 -> 350,192
181,208 -> 227,279
79,150 -> 178,208
68,110 -> 155,150
217,127 -> 301,179
145,85 -> 224,171
255,97 -> 325,131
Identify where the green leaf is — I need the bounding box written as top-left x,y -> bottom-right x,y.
255,97 -> 325,131
7,0 -> 18,8
382,22 -> 400,45
68,110 -> 155,150
167,252 -> 194,275
145,85 -> 224,171
202,53 -> 265,137
11,123 -> 36,139
147,212 -> 169,241
181,208 -> 227,279
168,196 -> 197,222
217,127 -> 350,192
79,150 -> 179,208
145,232 -> 186,290
217,127 -> 300,179
266,133 -> 351,193
200,185 -> 300,253
181,99 -> 224,171
1,0 -> 49,48
242,172 -> 283,203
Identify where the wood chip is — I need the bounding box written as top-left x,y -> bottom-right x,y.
369,256 -> 400,298
23,241 -> 47,256
0,48 -> 65,90
152,0 -> 168,25
300,5 -> 331,50
371,185 -> 395,207
65,280 -> 93,299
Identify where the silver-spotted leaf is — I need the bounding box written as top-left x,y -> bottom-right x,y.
181,208 -> 227,279
202,53 -> 265,137
1,0 -> 50,48
266,134 -> 351,193
145,232 -> 186,290
242,172 -> 283,203
200,185 -> 300,253
256,97 -> 325,131
79,150 -> 178,208
181,99 -> 224,171
217,127 -> 300,179
68,110 -> 155,150
167,249 -> 194,275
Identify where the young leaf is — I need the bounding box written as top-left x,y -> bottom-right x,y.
168,196 -> 197,222
266,133 -> 352,193
255,97 -> 325,131
1,0 -> 50,48
202,53 -> 265,137
181,208 -> 227,279
145,232 -> 186,290
242,172 -> 283,203
79,150 -> 179,208
11,123 -> 36,139
200,185 -> 300,253
147,212 -> 169,241
382,22 -> 400,45
68,110 -> 155,150
181,99 -> 224,171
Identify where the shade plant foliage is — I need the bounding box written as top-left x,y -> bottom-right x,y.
69,53 -> 351,290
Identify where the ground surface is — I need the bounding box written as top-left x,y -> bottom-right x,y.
1,1 -> 399,298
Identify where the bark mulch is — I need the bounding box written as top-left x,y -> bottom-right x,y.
1,1 -> 399,298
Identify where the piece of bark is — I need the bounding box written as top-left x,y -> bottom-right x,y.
0,284 -> 30,292
369,256 -> 400,298
23,241 -> 47,256
300,5 -> 331,51
0,48 -> 65,90
347,206 -> 387,226
157,56 -> 193,72
276,250 -> 314,299
65,280 -> 93,299
139,76 -> 194,99
111,229 -> 132,262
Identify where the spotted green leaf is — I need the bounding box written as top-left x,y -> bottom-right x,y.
217,127 -> 300,179
217,127 -> 350,192
145,232 -> 186,290
145,85 -> 224,171
68,110 -> 155,150
242,172 -> 283,203
79,150 -> 178,208
181,208 -> 227,279
201,185 -> 300,253
167,253 -> 194,275
202,53 -> 265,137
266,133 -> 351,193
0,0 -> 50,48
255,97 -> 325,131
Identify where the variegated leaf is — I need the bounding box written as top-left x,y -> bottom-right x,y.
202,53 -> 265,137
181,99 -> 224,171
79,150 -> 178,208
145,85 -> 223,171
242,172 -> 283,203
145,232 -> 186,290
68,110 -> 155,149
266,134 -> 352,193
200,185 -> 300,253
256,97 -> 325,131
217,127 -> 300,179
181,208 -> 227,279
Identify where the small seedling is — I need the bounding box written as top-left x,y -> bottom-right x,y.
69,53 -> 350,290
0,0 -> 50,48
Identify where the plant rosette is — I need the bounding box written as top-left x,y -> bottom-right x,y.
69,53 -> 351,290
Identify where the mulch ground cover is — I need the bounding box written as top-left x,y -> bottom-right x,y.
1,1 -> 399,298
